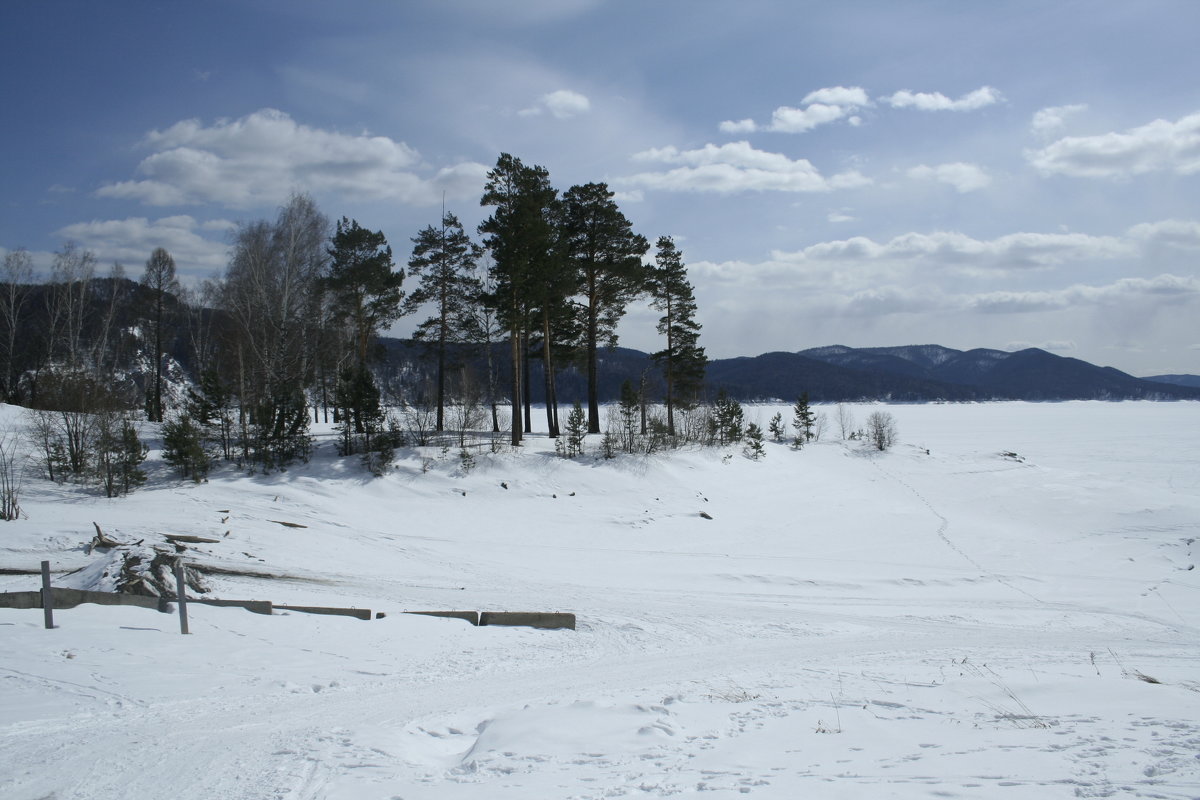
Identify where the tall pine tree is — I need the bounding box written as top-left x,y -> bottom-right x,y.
479,154 -> 562,444
649,236 -> 706,436
325,217 -> 404,434
561,183 -> 649,434
407,212 -> 481,432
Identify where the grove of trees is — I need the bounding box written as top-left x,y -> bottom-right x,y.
0,151 -> 902,506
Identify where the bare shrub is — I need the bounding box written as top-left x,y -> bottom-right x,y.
836,403 -> 855,440
865,410 -> 898,451
0,428 -> 26,520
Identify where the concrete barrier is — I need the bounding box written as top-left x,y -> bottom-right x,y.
273,604 -> 373,621
479,611 -> 576,630
403,610 -> 480,625
0,589 -> 170,613
193,598 -> 273,615
3,589 -> 577,631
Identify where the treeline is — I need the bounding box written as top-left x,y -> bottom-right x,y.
0,153 -> 709,480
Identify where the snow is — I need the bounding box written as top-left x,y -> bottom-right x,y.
2,400 -> 1199,799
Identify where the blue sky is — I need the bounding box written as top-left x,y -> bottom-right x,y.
3,0 -> 1199,375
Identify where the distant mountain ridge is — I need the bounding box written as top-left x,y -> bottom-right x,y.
1144,374 -> 1200,389
702,344 -> 1200,402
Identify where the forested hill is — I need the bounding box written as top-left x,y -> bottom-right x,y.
378,338 -> 1200,403
3,275 -> 1196,407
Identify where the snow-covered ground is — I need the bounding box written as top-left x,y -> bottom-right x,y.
2,401 -> 1198,799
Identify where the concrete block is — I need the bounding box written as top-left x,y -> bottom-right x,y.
479,611 -> 576,630
273,604 -> 372,621
403,610 -> 480,625
193,598 -> 274,615
0,589 -> 168,612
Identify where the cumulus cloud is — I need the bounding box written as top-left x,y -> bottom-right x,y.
96,108 -> 490,209
55,215 -> 234,280
623,141 -> 871,194
1127,218 -> 1200,248
802,86 -> 870,107
1026,111 -> 1200,178
720,86 -> 868,134
520,89 -> 591,119
881,86 -> 1001,111
767,103 -> 850,133
969,274 -> 1200,313
718,118 -> 757,134
834,274 -> 1198,318
907,162 -> 992,193
1030,103 -> 1087,136
774,229 -> 1133,271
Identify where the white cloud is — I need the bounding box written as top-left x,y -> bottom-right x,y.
55,215 -> 233,280
907,162 -> 992,193
767,103 -> 849,133
1030,103 -> 1087,136
623,141 -> 871,194
802,86 -> 870,107
520,89 -> 591,119
827,209 -> 856,223
1127,218 -> 1200,248
722,86 -> 868,135
1026,111 -> 1200,178
775,229 -> 1133,271
835,274 -> 1199,318
97,108 -> 490,209
969,274 -> 1200,313
881,86 -> 1001,111
718,118 -> 757,134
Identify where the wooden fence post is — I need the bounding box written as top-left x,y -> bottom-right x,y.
174,560 -> 189,635
41,560 -> 54,629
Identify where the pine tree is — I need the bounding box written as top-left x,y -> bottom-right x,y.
561,183 -> 649,434
617,379 -> 640,453
743,422 -> 765,460
407,212 -> 481,432
561,401 -> 587,458
326,217 -> 404,437
186,369 -> 234,461
768,412 -> 785,442
162,413 -> 210,482
333,364 -> 383,456
711,389 -> 744,446
649,237 -> 706,436
96,414 -> 148,497
479,154 -> 562,444
792,392 -> 816,449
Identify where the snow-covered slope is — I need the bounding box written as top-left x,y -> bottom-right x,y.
2,401 -> 1198,799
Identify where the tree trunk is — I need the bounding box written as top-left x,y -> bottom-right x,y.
509,327 -> 522,446
522,330 -> 532,434
542,310 -> 558,437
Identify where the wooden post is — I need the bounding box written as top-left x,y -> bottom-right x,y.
174,560 -> 189,635
41,560 -> 54,629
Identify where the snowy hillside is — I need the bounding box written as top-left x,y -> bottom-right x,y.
2,401 -> 1199,799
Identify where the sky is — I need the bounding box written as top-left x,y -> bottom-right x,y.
2,0 -> 1199,376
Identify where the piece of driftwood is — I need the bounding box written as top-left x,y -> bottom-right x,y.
164,534 -> 222,544
87,522 -> 122,553
268,520 -> 308,529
